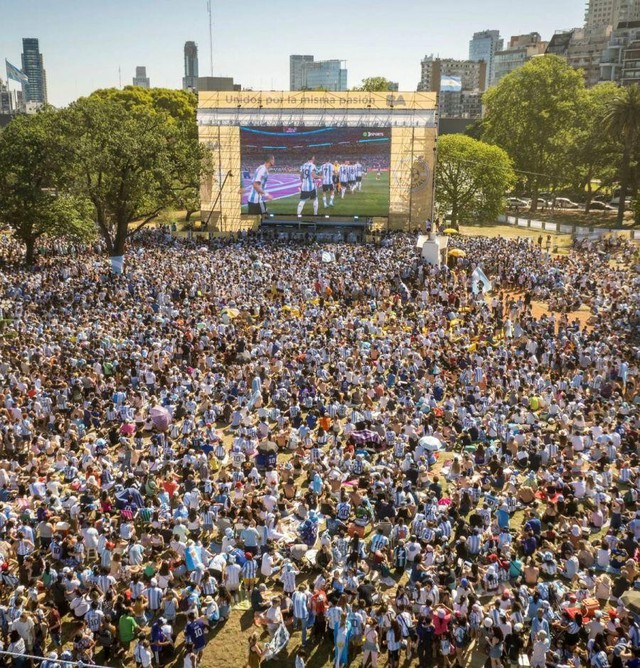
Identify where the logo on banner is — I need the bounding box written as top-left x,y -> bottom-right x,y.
386,95 -> 406,107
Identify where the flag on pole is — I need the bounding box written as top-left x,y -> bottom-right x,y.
5,60 -> 28,85
440,75 -> 462,92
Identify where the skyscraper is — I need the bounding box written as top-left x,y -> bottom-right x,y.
290,55 -> 314,90
133,66 -> 150,88
469,30 -> 503,88
183,41 -> 199,92
21,38 -> 47,105
289,56 -> 347,91
585,0 -> 640,32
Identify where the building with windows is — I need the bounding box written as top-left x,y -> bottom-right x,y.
417,56 -> 486,92
183,41 -> 199,92
289,55 -> 314,90
132,66 -> 150,88
469,30 -> 504,88
546,29 -> 577,58
492,33 -> 549,85
417,56 -> 486,119
289,55 -> 347,91
21,38 -> 47,106
585,0 -> 640,31
601,20 -> 640,83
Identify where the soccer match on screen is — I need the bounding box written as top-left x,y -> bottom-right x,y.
240,126 -> 391,217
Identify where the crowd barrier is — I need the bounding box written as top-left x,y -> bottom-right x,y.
496,214 -> 640,240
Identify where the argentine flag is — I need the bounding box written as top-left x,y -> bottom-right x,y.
5,60 -> 28,85
440,75 -> 462,92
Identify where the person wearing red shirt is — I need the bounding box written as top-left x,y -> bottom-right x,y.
434,608 -> 452,636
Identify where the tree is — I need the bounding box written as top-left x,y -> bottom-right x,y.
89,88 -> 205,222
603,84 -> 640,227
436,134 -> 515,227
482,55 -> 584,211
0,111 -> 94,264
567,83 -> 621,212
352,77 -> 397,92
62,92 -> 207,268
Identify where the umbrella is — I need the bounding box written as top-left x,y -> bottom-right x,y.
149,405 -> 172,432
449,248 -> 466,258
443,228 -> 458,234
120,423 -> 136,436
418,435 -> 443,451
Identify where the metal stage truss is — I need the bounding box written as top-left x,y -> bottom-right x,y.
198,91 -> 438,234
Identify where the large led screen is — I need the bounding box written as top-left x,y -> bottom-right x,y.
241,126 -> 390,217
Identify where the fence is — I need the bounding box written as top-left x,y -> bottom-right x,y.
496,214 -> 640,240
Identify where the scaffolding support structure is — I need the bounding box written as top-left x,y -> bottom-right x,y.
198,91 -> 438,234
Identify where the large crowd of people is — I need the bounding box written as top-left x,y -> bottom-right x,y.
0,228 -> 638,668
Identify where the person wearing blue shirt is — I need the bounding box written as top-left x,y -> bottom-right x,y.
184,612 -> 209,656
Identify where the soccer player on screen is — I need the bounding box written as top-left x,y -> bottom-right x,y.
348,163 -> 357,192
339,162 -> 350,199
354,160 -> 363,191
297,156 -> 319,216
246,154 -> 275,214
320,160 -> 335,208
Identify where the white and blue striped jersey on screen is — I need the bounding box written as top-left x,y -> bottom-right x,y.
321,162 -> 334,185
248,165 -> 269,204
339,165 -> 349,182
300,161 -> 316,192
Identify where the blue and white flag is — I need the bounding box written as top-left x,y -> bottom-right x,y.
5,60 -> 28,85
262,623 -> 290,660
472,266 -> 492,294
440,75 -> 462,92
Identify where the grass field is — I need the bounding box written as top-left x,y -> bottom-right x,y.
241,172 -> 390,217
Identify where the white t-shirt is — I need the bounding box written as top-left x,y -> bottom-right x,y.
261,553 -> 275,577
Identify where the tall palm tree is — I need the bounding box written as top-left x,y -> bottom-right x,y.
604,84 -> 640,227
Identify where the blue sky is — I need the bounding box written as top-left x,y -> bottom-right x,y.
2,0 -> 584,107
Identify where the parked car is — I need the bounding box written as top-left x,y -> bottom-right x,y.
553,197 -> 580,209
506,197 -> 529,209
610,195 -> 632,208
589,201 -> 615,211
531,198 -> 552,209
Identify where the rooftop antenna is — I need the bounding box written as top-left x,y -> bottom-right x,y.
207,0 -> 214,76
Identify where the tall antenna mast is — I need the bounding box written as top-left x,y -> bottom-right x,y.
207,0 -> 214,76
118,66 -> 122,89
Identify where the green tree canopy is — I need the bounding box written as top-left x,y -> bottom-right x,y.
482,55 -> 584,211
0,110 -> 94,264
88,87 -> 204,221
62,92 -> 207,265
566,83 -> 621,212
603,83 -> 640,226
436,134 -> 515,227
352,77 -> 397,92
89,86 -> 198,124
